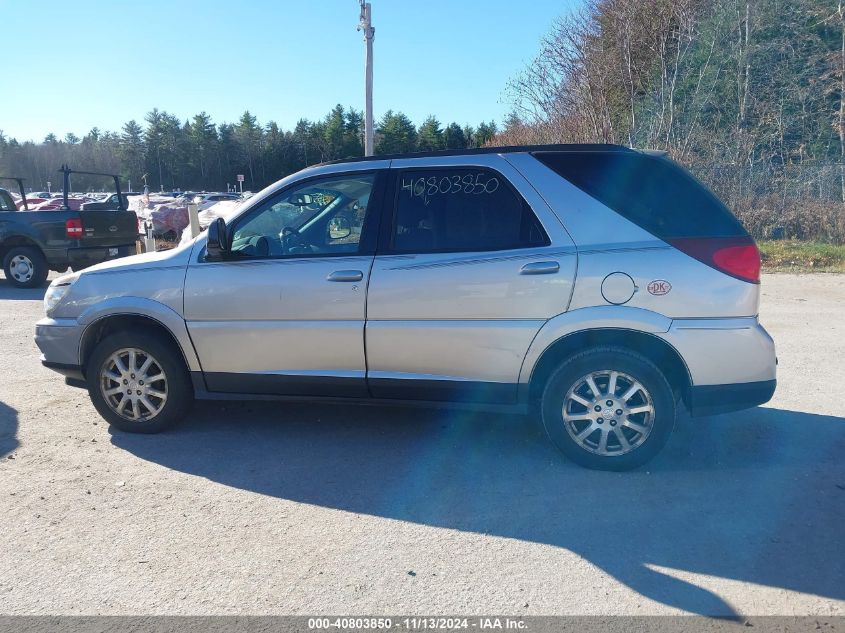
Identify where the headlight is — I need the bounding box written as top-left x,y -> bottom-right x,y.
44,274 -> 77,314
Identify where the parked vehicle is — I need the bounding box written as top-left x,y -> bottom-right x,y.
79,192 -> 133,211
35,145 -> 776,470
31,197 -> 90,211
1,167 -> 138,288
193,192 -> 241,210
16,195 -> 48,210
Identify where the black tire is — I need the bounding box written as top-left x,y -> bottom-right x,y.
3,246 -> 49,288
540,346 -> 676,471
86,331 -> 194,433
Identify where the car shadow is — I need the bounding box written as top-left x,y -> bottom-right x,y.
0,400 -> 19,458
0,277 -> 48,300
111,402 -> 845,616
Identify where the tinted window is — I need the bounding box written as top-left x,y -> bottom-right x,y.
535,152 -> 746,239
392,169 -> 548,253
230,173 -> 375,258
0,190 -> 15,212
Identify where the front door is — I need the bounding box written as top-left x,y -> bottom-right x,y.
184,170 -> 386,397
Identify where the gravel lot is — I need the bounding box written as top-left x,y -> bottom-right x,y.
0,273 -> 843,616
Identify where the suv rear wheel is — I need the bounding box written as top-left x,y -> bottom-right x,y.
540,347 -> 676,471
3,246 -> 49,288
87,331 -> 194,433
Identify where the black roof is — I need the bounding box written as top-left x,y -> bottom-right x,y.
319,143 -> 634,166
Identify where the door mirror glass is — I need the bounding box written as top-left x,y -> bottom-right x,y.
206,217 -> 229,261
328,216 -> 352,239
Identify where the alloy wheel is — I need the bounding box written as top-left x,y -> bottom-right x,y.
99,348 -> 168,422
562,370 -> 654,456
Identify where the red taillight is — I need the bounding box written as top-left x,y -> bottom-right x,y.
667,236 -> 761,283
65,218 -> 83,239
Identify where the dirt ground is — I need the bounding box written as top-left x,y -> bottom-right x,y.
0,273 -> 843,616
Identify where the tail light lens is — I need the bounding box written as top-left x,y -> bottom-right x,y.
667,236 -> 761,283
65,218 -> 83,239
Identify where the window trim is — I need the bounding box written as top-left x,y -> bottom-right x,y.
377,166 -> 550,256
217,169 -> 388,262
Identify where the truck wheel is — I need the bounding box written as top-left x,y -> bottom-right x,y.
3,246 -> 49,288
86,331 -> 194,433
540,347 -> 676,471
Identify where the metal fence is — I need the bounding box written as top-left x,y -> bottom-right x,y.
690,163 -> 845,243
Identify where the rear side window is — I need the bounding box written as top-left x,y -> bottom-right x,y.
391,168 -> 549,253
534,152 -> 747,239
0,190 -> 15,212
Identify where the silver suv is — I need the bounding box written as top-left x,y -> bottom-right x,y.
35,145 -> 776,470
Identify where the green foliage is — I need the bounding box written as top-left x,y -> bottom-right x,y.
758,240 -> 845,272
505,0 -> 845,166
375,110 -> 417,154
474,121 -> 498,147
444,123 -> 468,149
417,116 -> 444,151
0,107 -> 500,192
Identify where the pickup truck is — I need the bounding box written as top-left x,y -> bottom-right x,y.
0,167 -> 139,289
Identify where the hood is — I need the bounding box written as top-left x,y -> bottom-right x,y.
81,240 -> 196,276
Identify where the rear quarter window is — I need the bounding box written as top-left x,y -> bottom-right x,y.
0,190 -> 16,212
534,152 -> 747,239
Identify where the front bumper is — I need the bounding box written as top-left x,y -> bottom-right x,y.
35,318 -> 85,384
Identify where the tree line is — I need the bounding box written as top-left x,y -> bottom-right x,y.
0,107 -> 498,193
498,0 -> 845,241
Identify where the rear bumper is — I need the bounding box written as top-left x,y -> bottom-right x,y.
661,316 -> 777,416
686,379 -> 776,417
661,317 -> 777,385
66,244 -> 136,270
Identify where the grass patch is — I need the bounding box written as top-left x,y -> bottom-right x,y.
758,240 -> 845,272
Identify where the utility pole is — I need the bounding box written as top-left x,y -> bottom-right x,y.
358,0 -> 375,156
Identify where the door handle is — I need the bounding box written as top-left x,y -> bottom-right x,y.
520,261 -> 560,275
327,270 -> 364,282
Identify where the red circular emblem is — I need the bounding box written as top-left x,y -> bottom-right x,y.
647,280 -> 672,296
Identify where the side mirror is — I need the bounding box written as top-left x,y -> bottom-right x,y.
206,217 -> 229,261
328,216 -> 352,240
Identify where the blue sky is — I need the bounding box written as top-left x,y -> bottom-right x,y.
0,0 -> 581,142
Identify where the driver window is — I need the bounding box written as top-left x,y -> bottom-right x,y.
230,173 -> 375,258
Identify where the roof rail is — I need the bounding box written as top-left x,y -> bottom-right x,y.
318,143 -> 634,166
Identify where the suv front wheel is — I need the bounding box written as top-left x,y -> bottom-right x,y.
87,331 -> 194,433
541,347 -> 676,471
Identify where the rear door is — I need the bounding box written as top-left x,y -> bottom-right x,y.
365,154 -> 577,403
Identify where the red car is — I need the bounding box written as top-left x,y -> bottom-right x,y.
30,197 -> 88,211
16,196 -> 48,210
